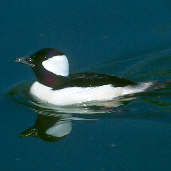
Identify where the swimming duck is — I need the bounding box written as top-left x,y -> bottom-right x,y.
15,48 -> 152,106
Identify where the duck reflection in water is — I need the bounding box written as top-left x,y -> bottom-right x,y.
19,97 -> 133,142
20,113 -> 72,142
8,80 -> 171,142
8,81 -> 135,142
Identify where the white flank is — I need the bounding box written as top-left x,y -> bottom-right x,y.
30,81 -> 153,106
42,55 -> 69,76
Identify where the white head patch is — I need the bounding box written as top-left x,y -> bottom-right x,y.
42,55 -> 69,76
46,121 -> 72,137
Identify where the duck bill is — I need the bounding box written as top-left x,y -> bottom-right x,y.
15,57 -> 35,67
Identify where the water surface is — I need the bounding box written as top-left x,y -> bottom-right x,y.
1,0 -> 171,170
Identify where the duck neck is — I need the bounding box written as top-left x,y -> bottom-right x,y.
33,66 -> 66,89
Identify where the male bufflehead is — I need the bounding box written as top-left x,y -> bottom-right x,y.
15,48 -> 153,106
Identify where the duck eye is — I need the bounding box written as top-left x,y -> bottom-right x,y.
27,57 -> 32,63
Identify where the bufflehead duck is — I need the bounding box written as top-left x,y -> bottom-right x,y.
15,48 -> 152,106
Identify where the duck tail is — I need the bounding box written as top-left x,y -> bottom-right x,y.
146,80 -> 171,91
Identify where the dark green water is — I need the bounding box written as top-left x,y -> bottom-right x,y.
1,0 -> 171,170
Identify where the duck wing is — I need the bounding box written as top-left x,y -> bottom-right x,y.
53,73 -> 136,90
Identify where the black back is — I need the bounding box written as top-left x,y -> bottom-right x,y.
53,72 -> 136,90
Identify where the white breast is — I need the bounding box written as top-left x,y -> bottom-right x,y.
29,81 -> 153,106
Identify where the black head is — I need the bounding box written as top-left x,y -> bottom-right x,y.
15,48 -> 64,68
15,48 -> 69,88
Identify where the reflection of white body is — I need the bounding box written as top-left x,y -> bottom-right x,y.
30,81 -> 152,106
